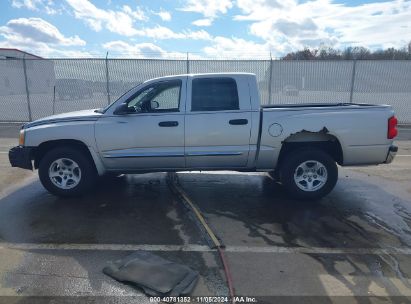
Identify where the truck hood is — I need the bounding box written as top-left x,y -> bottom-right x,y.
24,109 -> 102,129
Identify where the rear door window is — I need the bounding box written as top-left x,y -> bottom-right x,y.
191,77 -> 239,111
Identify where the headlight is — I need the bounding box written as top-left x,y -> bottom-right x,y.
19,129 -> 25,146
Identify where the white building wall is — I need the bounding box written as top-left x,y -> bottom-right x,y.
0,49 -> 56,96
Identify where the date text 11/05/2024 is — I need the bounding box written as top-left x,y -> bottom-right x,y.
149,296 -> 257,302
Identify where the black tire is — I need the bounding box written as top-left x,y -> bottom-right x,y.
268,170 -> 280,182
101,172 -> 125,181
38,146 -> 97,197
280,148 -> 338,200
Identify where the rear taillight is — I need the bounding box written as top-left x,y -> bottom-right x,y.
388,116 -> 398,139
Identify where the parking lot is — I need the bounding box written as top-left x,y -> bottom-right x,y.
1,124 -> 411,303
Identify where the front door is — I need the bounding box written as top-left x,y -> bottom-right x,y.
95,78 -> 185,171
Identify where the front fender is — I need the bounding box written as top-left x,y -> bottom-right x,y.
25,120 -> 97,148
24,120 -> 106,175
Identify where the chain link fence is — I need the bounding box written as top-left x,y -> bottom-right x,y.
0,58 -> 410,124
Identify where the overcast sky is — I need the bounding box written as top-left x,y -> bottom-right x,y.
0,0 -> 410,58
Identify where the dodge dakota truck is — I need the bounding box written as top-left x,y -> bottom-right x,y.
9,73 -> 398,200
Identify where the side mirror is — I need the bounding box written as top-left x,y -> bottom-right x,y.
113,103 -> 134,115
150,100 -> 159,110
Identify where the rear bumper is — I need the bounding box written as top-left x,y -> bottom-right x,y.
9,146 -> 33,170
384,145 -> 398,164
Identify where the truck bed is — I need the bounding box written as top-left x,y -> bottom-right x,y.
257,102 -> 394,169
261,102 -> 387,109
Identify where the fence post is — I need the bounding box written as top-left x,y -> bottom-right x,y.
105,52 -> 111,105
268,52 -> 273,104
22,56 -> 33,121
349,59 -> 357,103
52,85 -> 56,115
186,52 -> 190,74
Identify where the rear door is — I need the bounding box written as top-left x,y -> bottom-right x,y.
184,75 -> 252,168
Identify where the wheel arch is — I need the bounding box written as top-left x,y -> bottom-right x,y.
277,131 -> 343,169
33,139 -> 105,175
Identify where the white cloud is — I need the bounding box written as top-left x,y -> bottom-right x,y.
0,17 -> 85,46
12,0 -> 38,10
180,0 -> 233,18
0,39 -> 93,57
155,9 -> 172,21
192,18 -> 212,27
203,36 -> 272,59
102,41 -> 186,59
64,0 -> 147,36
64,0 -> 211,40
103,41 -> 163,57
234,0 -> 293,21
185,29 -> 213,40
234,0 -> 411,52
136,26 -> 182,40
103,36 -> 272,60
11,0 -> 62,14
0,17 -> 90,58
179,0 -> 233,26
132,26 -> 212,40
122,5 -> 147,21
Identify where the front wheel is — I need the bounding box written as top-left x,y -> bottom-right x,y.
280,149 -> 338,200
39,147 -> 97,197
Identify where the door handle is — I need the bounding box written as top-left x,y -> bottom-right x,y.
159,121 -> 179,127
229,119 -> 248,125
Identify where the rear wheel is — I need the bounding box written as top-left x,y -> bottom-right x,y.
39,147 -> 97,197
268,170 -> 280,182
280,149 -> 337,200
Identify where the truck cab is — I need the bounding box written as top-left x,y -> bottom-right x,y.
97,73 -> 257,171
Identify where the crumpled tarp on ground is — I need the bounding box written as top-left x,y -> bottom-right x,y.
103,251 -> 199,296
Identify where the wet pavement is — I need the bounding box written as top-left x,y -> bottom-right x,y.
0,174 -> 202,245
177,170 -> 411,249
0,126 -> 411,302
177,169 -> 411,299
0,174 -> 227,299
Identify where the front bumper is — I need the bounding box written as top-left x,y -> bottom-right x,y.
384,145 -> 398,164
9,146 -> 34,170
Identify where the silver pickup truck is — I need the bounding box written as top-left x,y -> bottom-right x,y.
9,73 -> 398,200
